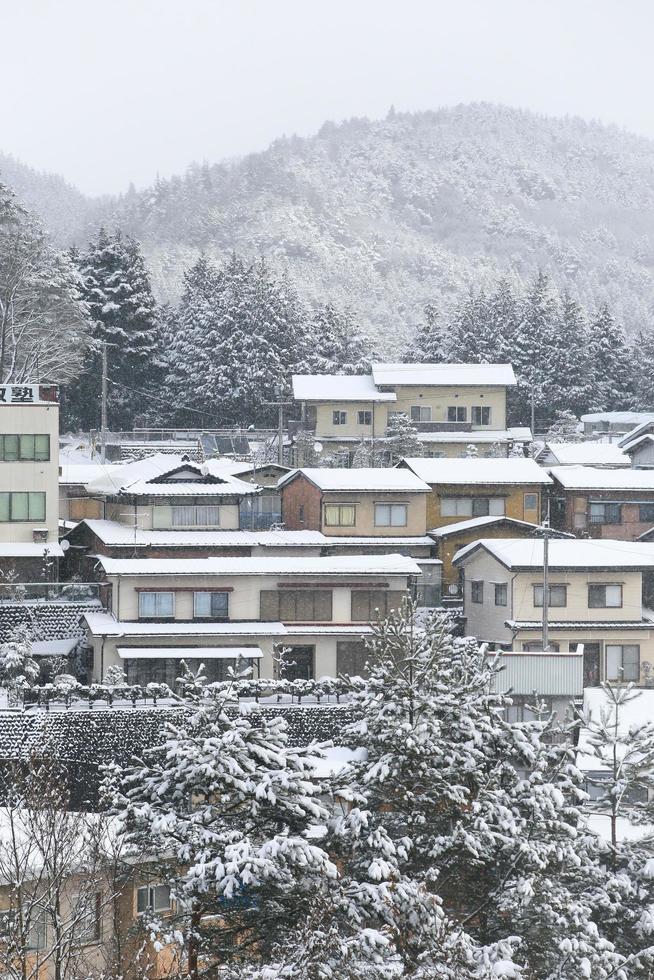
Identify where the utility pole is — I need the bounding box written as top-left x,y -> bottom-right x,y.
541,500 -> 551,652
263,387 -> 292,466
100,340 -> 108,464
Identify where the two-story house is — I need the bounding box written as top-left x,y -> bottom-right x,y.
292,362 -> 530,461
453,537 -> 654,687
550,467 -> 654,539
0,383 -> 62,578
84,553 -> 420,685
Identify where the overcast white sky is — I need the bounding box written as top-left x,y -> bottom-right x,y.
2,0 -> 653,196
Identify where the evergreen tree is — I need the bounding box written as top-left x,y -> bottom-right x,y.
403,303 -> 449,362
310,302 -> 373,374
552,290 -> 592,416
329,606 -> 632,977
379,411 -> 422,463
545,409 -> 583,443
633,323 -> 654,411
586,304 -> 635,411
509,271 -> 561,424
62,228 -> 162,430
447,289 -> 490,362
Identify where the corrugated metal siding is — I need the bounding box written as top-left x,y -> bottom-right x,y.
493,653 -> 583,696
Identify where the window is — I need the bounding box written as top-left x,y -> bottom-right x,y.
410,405 -> 431,422
351,590 -> 407,621
260,590 -> 333,622
606,644 -> 640,682
137,884 -> 171,914
589,502 -> 621,524
533,585 -> 568,608
440,497 -> 504,518
26,910 -> 47,950
374,503 -> 407,527
472,406 -> 491,425
639,503 -> 654,523
76,893 -> 101,944
153,504 -> 220,528
447,406 -> 467,422
332,411 -> 347,425
588,583 -> 623,608
471,580 -> 484,603
524,492 -> 538,512
522,641 -> 560,651
357,410 -> 372,425
139,592 -> 175,618
494,583 -> 507,606
0,434 -> 50,461
324,504 -> 356,526
0,491 -> 46,522
194,592 -> 229,619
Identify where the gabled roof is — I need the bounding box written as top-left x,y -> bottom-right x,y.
549,466 -> 654,491
277,467 -> 431,492
371,363 -> 516,387
621,434 -> 654,454
95,553 -> 421,577
453,537 -> 654,570
401,457 -> 552,486
72,519 -> 326,549
291,375 -> 396,402
85,453 -> 259,497
429,516 -> 566,538
618,418 -> 654,448
540,442 -> 628,468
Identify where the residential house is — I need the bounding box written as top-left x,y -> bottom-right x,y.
617,419 -> 654,468
549,466 -> 654,539
59,462 -> 119,525
429,515 -> 571,596
84,553 -> 421,685
536,442 -> 628,468
292,363 -> 530,461
400,457 -> 552,533
453,538 -> 654,687
0,383 -> 62,578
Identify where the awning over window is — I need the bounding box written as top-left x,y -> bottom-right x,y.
116,646 -> 263,660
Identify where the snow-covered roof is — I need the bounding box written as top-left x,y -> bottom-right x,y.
542,442 -> 629,468
116,646 -> 262,660
75,519 -> 325,549
577,687 -> 654,772
429,516 -> 545,537
402,457 -> 552,485
95,553 -> 421,577
322,535 -> 435,546
291,374 -> 397,402
84,612 -> 288,637
416,428 -> 532,445
453,537 -> 654,570
622,434 -> 654,454
31,637 -> 80,656
581,412 -> 654,425
85,453 -> 259,497
59,463 -> 122,485
371,362 -> 517,387
278,467 -> 430,492
550,466 -> 654,491
618,418 -> 654,447
0,542 -> 64,558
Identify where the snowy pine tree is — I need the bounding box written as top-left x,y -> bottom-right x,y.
310,302 -> 373,374
586,304 -> 635,411
62,228 -> 162,430
379,411 -> 422,464
403,303 -> 449,362
545,409 -> 583,443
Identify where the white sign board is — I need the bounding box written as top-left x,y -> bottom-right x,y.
0,384 -> 58,405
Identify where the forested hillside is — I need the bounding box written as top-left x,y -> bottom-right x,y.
3,104 -> 654,351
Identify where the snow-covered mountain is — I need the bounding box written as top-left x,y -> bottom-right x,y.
3,102 -> 654,349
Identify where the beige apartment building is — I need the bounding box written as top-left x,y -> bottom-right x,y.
454,538 -> 654,687
85,553 -> 420,684
292,362 -> 530,460
0,384 -> 61,577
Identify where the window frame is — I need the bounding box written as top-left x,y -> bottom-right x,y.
606,644 -> 640,682
639,503 -> 654,523
471,580 -> 484,604
332,410 -> 347,426
533,584 -> 568,608
589,501 -> 622,525
323,503 -> 356,527
357,410 -> 372,426
193,591 -> 229,620
0,433 -> 50,461
137,884 -> 172,915
374,502 -> 408,527
75,892 -> 102,945
588,583 -> 623,609
410,405 -> 431,422
494,583 -> 508,606
471,406 -> 491,426
447,406 -> 467,423
0,491 -> 46,522
524,492 -> 538,512
138,591 -> 175,619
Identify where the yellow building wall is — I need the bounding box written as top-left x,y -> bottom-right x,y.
427,484 -> 542,530
516,627 -> 654,684
320,491 -> 428,537
437,522 -> 540,589
512,570 -> 643,623
0,402 -> 59,543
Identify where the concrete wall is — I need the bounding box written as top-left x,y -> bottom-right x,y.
460,548 -> 515,644
0,402 -> 59,542
512,569 -> 643,623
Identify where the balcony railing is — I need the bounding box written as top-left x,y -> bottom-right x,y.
0,582 -> 101,604
488,645 -> 584,697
